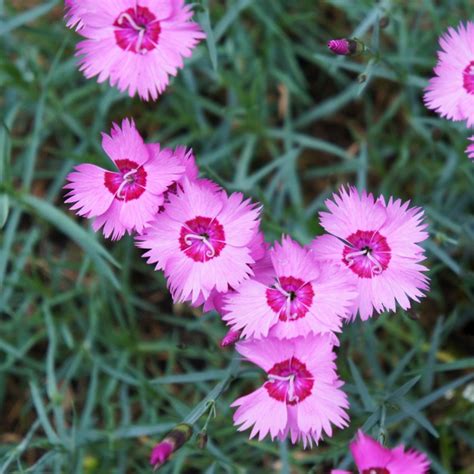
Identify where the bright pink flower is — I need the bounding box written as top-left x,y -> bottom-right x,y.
232,335 -> 349,447
75,0 -> 205,101
223,237 -> 356,339
137,180 -> 262,305
64,119 -> 184,240
331,430 -> 430,474
220,329 -> 241,347
311,186 -> 429,320
424,21 -> 474,126
466,137 -> 474,161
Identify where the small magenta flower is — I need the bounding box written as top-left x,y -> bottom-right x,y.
311,186 -> 429,320
74,0 -> 205,100
64,119 -> 184,240
331,430 -> 430,474
232,334 -> 349,447
150,424 -> 192,470
466,137 -> 474,161
327,38 -> 364,56
424,21 -> 474,126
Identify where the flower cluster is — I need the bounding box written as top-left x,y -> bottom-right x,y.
65,0 -> 205,100
424,20 -> 474,161
62,3 -> 433,469
65,118 -> 430,452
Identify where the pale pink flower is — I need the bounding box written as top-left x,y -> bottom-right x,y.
311,186 -> 429,321
223,236 -> 356,339
75,0 -> 205,101
137,180 -> 262,305
232,335 -> 349,447
466,136 -> 474,161
331,430 -> 430,474
424,21 -> 474,126
64,0 -> 84,30
64,119 -> 184,240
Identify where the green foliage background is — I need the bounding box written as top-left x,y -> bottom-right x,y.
1,0 -> 473,472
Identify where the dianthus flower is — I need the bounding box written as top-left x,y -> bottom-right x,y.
424,21 -> 474,126
64,119 -> 184,240
137,180 -> 262,305
223,237 -> 356,339
232,335 -> 349,447
331,430 -> 430,474
311,186 -> 429,320
74,0 -> 205,100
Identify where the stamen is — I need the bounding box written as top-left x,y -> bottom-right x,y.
273,281 -> 291,298
116,169 -> 138,199
344,249 -> 368,266
366,252 -> 383,275
184,233 -> 216,258
117,12 -> 145,32
268,373 -> 299,402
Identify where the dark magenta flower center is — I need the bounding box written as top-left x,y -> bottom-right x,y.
463,61 -> 474,94
179,216 -> 225,262
114,6 -> 161,54
104,159 -> 147,201
342,230 -> 391,279
362,469 -> 390,474
264,357 -> 313,405
265,276 -> 314,321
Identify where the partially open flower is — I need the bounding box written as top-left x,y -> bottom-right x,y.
150,424 -> 192,470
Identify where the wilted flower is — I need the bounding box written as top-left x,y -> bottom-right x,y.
466,137 -> 474,161
150,424 -> 192,470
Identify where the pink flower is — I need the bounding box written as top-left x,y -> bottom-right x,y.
64,119 -> 184,240
64,0 -> 84,30
424,21 -> 474,126
311,186 -> 429,320
220,329 -> 241,347
331,430 -> 430,474
223,236 -> 356,339
137,180 -> 262,305
327,39 -> 363,56
466,136 -> 474,161
232,335 -> 349,447
75,0 -> 205,101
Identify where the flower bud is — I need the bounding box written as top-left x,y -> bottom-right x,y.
150,423 -> 192,470
327,38 -> 364,56
220,329 -> 241,348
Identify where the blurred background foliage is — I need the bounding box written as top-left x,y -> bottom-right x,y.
0,0 -> 474,472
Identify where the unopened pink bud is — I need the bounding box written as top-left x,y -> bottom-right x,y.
327,38 -> 364,56
150,441 -> 173,467
327,39 -> 351,55
220,329 -> 241,348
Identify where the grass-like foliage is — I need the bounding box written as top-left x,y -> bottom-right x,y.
1,0 -> 473,472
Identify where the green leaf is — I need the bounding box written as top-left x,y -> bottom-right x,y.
0,123 -> 10,229
16,194 -> 120,289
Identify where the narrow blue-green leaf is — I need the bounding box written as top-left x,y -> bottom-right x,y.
17,194 -> 120,288
198,3 -> 218,72
0,0 -> 58,35
0,123 -> 10,228
348,358 -> 375,411
386,375 -> 421,402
